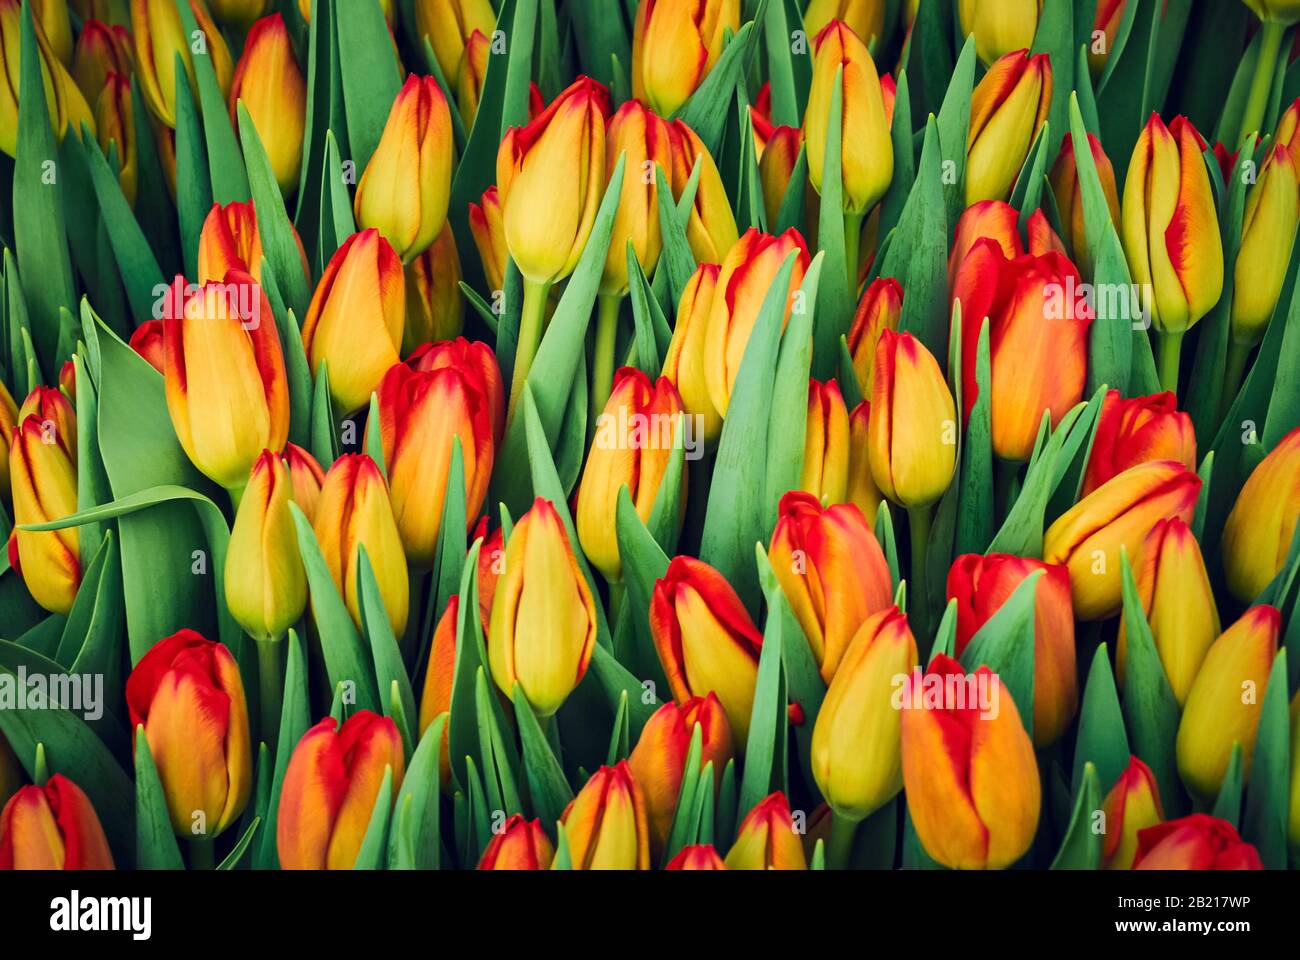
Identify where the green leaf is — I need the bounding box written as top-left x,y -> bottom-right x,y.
762,0 -> 810,126
958,570 -> 1038,739
676,21 -> 759,155
934,34 -> 977,227
175,0 -> 249,203
1029,0 -> 1073,160
356,547 -> 417,747
1050,762 -> 1101,869
662,723 -> 705,865
1211,742 -> 1244,826
514,684 -> 574,831
253,628 -> 311,869
351,766 -> 394,869
133,725 -> 185,869
737,553 -> 789,819
765,255 -> 822,521
338,0 -> 402,175
215,817 -> 260,870
614,487 -> 672,692
813,67 -> 852,374
1240,650 -> 1290,867
1071,643 -> 1130,795
388,714 -> 446,869
956,317 -> 994,553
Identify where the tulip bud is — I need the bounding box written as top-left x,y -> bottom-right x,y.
127,320 -> 165,373
280,442 -> 324,523
224,450 -> 307,642
478,814 -> 555,870
1232,144 -> 1299,347
277,711 -> 405,869
627,694 -> 733,855
17,385 -> 76,453
600,99 -> 672,297
476,521 -> 504,629
456,28 -> 490,129
724,792 -> 808,870
965,50 -> 1052,204
649,555 -> 763,742
1221,426 -> 1300,602
0,774 -> 114,869
947,554 -> 1077,746
1121,114 -> 1223,335
1176,605 -> 1280,800
125,629 -> 252,837
229,14 -> 306,194
1133,814 -> 1263,870
1082,390 -> 1197,496
1116,518 -> 1218,705
948,200 -> 1024,291
93,72 -> 136,205
197,199 -> 310,286
301,228 -> 405,414
371,358 -> 494,568
312,455 -> 409,637
418,596 -> 457,786
704,228 -> 810,419
577,368 -> 686,582
403,223 -> 464,351
72,19 -> 131,106
804,0 -> 887,48
667,119 -> 740,264
468,185 -> 507,294
1042,459 -> 1201,620
847,277 -> 901,400
1049,132 -> 1120,276
560,761 -> 651,870
801,379 -> 850,505
496,76 -> 609,285
631,0 -> 740,117
868,330 -> 958,509
666,843 -> 727,869
1088,0 -> 1126,75
805,20 -> 893,215
488,498 -> 597,718
1100,756 -> 1163,870
9,416 -> 80,615
846,400 -> 882,523
758,124 -> 800,228
901,654 -> 1040,869
416,0 -> 494,83
406,336 -> 505,446
1275,96 -> 1300,173
957,0 -> 1042,64
131,0 -> 233,128
812,606 -> 918,819
662,262 -> 722,444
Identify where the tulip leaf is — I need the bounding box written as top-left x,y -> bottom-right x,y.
132,725 -> 185,870
876,70 -> 915,242
1009,123 -> 1052,228
173,0 -> 249,204
714,758 -> 738,849
762,0 -> 809,126
1049,761 -> 1101,869
1211,742 -> 1244,827
310,359 -> 339,467
605,691 -> 630,766
900,807 -> 945,870
732,92 -> 766,232
1095,0 -> 1158,182
1190,451 -> 1215,542
434,437 -> 468,622
651,162 -> 698,313
318,130 -> 357,266
351,765 -> 394,869
765,253 -> 821,523
513,683 -> 575,833
774,145 -> 809,235
837,336 -> 862,408
1071,643 -> 1130,796
566,0 -> 633,92
553,352 -> 589,495
959,569 -> 1039,741
253,628 -> 311,869
812,66 -> 852,376
738,551 -> 791,820
58,132 -> 126,337
258,263 -> 313,448
475,666 -> 523,817
875,501 -> 901,590
1046,385 -> 1107,523
337,0 -> 402,176
1240,650 -> 1290,868
904,0 -> 956,126
388,713 -> 446,870
293,0 -> 347,257
663,722 -> 705,865
1073,46 -> 1101,138
54,532 -> 124,708
956,315 -> 994,554
675,20 -> 759,156
934,35 -> 976,228
1262,250 -> 1300,451
586,643 -> 661,740
626,242 -> 671,374
551,821 -> 573,869
73,344 -> 114,549
614,487 -> 672,692
356,547 -> 418,750
216,816 -> 261,871
929,598 -> 957,660
1029,0 -> 1072,160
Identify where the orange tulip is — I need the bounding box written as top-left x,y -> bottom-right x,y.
965,50 -> 1052,204
131,0 -> 233,128
1049,132 -> 1120,276
631,0 -> 740,117
1232,143 -> 1300,348
662,262 -> 722,443
416,0 -> 495,83
846,400 -> 882,523
229,14 -> 305,193
72,18 -> 132,105
1101,756 -> 1163,870
418,595 -> 457,786
847,277 -> 901,399
665,843 -> 727,869
724,792 -> 808,869
456,28 -> 491,129
9,415 -> 80,615
196,200 -> 309,286
1088,0 -> 1127,75
0,774 -> 114,869
560,761 -> 651,870
601,99 -> 672,297
478,814 -> 554,870
666,119 -> 740,265
404,223 -> 464,351
759,124 -> 800,228
1082,390 -> 1197,496
280,441 -> 325,523
1132,814 -> 1263,870
801,378 -> 850,505
467,185 -> 507,293
407,337 -> 505,445
1222,425 -> 1300,602
93,71 -> 136,204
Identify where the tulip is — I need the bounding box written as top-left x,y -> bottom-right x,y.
9,416 -> 80,615
1088,1 -> 1127,75
965,50 -> 1052,205
468,185 -> 507,292
1100,756 -> 1163,870
371,359 -> 493,569
209,0 -> 268,27
847,277 -> 901,400
72,19 -> 131,106
600,99 -> 672,298
704,228 -> 810,419
577,369 -> 685,582
1049,132 -> 1120,276
948,200 -> 1023,290
666,844 -> 727,869
125,629 -> 252,838
93,72 -> 136,205
475,522 -> 503,630
800,379 -> 850,505
1176,605 -> 1280,800
1132,814 -> 1263,870
724,792 -> 807,870
1116,518 -> 1218,704
355,75 -> 453,263
127,320 -> 165,373
1082,390 -> 1197,496
631,0 -> 740,117
901,654 -> 1041,869
627,694 -> 732,856
162,272 -> 290,492
812,606 -> 918,827
478,814 -> 554,870
769,491 -> 892,680
197,199 -> 310,286
403,223 -> 464,351
416,0 -> 494,83
758,123 -> 800,227
229,14 -> 306,194
1042,459 -> 1201,620
0,775 -> 114,869
1230,144 -> 1299,364
312,454 -> 409,637
406,336 -> 505,445
560,761 -> 651,870
277,711 -> 405,869
0,379 -> 16,498
649,555 -> 762,743
804,0 -> 886,48
662,262 -> 722,444
488,498 -> 597,718
1221,426 -> 1300,602
280,442 -> 325,523
846,400 -> 882,524
957,0 -> 1042,65
456,28 -> 489,129
131,0 -> 233,128
300,228 -> 405,414
1276,97 -> 1300,173
666,119 -> 740,264
17,385 -> 76,452
418,596 -> 457,785
1121,114 -> 1223,391
0,0 -> 88,157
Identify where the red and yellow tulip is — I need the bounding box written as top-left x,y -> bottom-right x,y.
724,792 -> 807,869
0,774 -> 114,869
1221,426 -> 1300,602
1132,814 -> 1263,870
229,13 -> 305,194
478,814 -> 554,870
965,50 -> 1052,204
1081,390 -> 1197,496
1101,756 -> 1164,870
631,0 -> 740,117
559,761 -> 651,870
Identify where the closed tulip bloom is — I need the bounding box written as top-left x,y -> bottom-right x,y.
1050,132 -> 1120,276
1101,756 -> 1163,870
467,185 -> 507,293
662,262 -> 722,444
224,450 -> 306,642
128,320 -> 165,373
957,0 -> 1042,64
601,99 -> 672,296
125,629 -> 252,837
94,72 -> 136,205
901,654 -> 1040,869
1176,605 -> 1280,800
406,337 -> 505,445
725,792 -> 807,870
418,596 -> 457,785
416,0 -> 494,82
965,50 -> 1051,204
801,379 -> 850,505
805,0 -> 886,47
667,119 -> 739,264
456,28 -> 490,129
1221,426 -> 1300,602
1132,814 -> 1263,870
478,814 -> 554,870
0,775 -> 114,869
812,606 -> 918,819
1088,0 -> 1126,74
163,272 -> 290,491
1232,144 -> 1299,347
475,522 -> 504,629
1243,0 -> 1300,23
758,123 -> 800,227
72,19 -> 131,103
1042,459 -> 1201,620
847,277 -> 902,399
229,14 -> 306,194
868,330 -> 958,509
17,385 -> 76,452
277,711 -> 405,870
131,0 -> 233,128
704,228 -> 810,418
1082,390 -> 1197,495
632,0 -> 740,117
560,761 -> 651,870
403,224 -> 464,351
805,20 -> 892,215
627,694 -> 732,855
666,844 -> 727,869
280,442 -> 325,523
197,200 -> 310,286
1275,97 -> 1300,172
301,228 -> 405,414
1116,518 -> 1218,704
846,400 -> 882,523
948,200 -> 1024,291
488,498 -> 597,717
9,417 -> 80,615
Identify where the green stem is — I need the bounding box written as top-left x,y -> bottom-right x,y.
507,278 -> 552,427
188,835 -> 215,871
255,635 -> 284,751
1157,330 -> 1184,396
844,211 -> 865,297
1238,21 -> 1286,149
592,293 -> 622,422
827,811 -> 861,869
907,504 -> 933,631
1220,339 -> 1253,425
